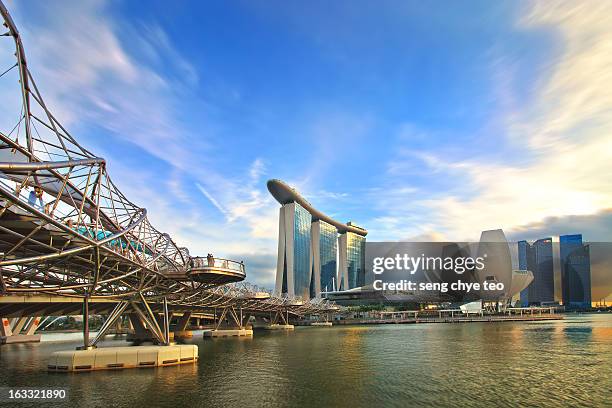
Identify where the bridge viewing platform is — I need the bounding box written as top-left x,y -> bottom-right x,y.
187,257 -> 246,284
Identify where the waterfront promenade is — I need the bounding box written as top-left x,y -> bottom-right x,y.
321,314 -> 563,326
307,306 -> 562,326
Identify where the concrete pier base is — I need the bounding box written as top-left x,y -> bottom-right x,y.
1,334 -> 42,344
48,344 -> 198,372
127,331 -> 174,343
173,330 -> 193,339
310,322 -> 333,326
203,329 -> 253,337
264,324 -> 294,330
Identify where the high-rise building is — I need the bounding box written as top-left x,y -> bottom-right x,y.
268,179 -> 367,299
338,230 -> 365,291
518,238 -> 554,306
275,201 -> 312,299
518,240 -> 530,306
560,234 -> 591,309
311,220 -> 338,295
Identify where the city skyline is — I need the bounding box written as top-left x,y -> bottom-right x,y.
0,3 -> 609,408
2,1 -> 612,290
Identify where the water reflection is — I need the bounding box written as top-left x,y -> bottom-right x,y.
0,315 -> 609,407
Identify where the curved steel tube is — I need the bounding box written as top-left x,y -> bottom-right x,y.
0,158 -> 105,171
0,1 -> 337,315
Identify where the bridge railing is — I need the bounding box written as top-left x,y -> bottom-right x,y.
190,257 -> 246,274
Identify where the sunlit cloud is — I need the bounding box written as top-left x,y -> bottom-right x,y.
374,0 -> 612,242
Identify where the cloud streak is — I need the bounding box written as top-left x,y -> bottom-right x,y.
373,0 -> 612,242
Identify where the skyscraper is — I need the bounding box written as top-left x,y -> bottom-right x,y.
275,201 -> 312,299
338,229 -> 365,291
518,240 -> 530,306
311,220 -> 338,295
560,234 -> 591,309
518,238 -> 554,306
269,179 -> 367,299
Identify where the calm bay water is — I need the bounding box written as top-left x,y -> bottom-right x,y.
0,314 -> 610,407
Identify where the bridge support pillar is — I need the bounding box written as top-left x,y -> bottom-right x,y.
24,316 -> 41,336
1,316 -> 41,344
264,309 -> 294,330
203,306 -> 253,338
127,314 -> 154,342
114,316 -> 124,334
175,312 -> 192,331
77,295 -> 92,350
129,295 -> 171,345
126,315 -> 134,331
1,318 -> 12,337
174,312 -> 193,339
12,317 -> 28,333
89,301 -> 128,347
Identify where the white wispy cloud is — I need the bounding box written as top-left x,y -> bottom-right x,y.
375,0 -> 612,241
196,158 -> 278,239
195,182 -> 229,217
1,0 -> 281,286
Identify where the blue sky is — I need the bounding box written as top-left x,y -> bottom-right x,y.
4,0 -> 612,289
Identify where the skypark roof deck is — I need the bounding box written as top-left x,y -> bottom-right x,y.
266,179 -> 367,236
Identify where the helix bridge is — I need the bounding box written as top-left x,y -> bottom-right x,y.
0,1 -> 336,347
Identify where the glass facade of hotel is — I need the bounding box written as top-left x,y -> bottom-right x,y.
560,234 -> 591,309
346,232 -> 366,289
293,202 -> 312,298
270,179 -> 367,299
319,220 -> 337,292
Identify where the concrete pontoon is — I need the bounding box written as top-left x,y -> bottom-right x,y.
48,344 -> 198,372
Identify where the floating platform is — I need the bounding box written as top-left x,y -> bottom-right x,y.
203,329 -> 253,337
264,324 -> 295,330
310,322 -> 333,326
47,344 -> 198,372
1,334 -> 42,344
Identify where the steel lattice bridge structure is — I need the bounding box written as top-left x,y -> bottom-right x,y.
0,1 -> 336,347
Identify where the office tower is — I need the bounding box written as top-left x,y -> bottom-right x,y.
560,234 -> 591,309
518,240 -> 530,306
518,238 -> 554,306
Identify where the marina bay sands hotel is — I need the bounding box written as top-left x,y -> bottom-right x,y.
267,179 -> 367,299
